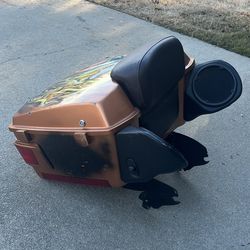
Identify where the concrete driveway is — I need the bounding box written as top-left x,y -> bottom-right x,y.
0,1 -> 250,249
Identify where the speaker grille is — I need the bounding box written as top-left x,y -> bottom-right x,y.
192,65 -> 237,106
184,60 -> 242,121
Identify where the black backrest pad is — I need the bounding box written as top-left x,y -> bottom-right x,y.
111,36 -> 185,136
111,36 -> 185,110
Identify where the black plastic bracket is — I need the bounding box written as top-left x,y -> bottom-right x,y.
116,126 -> 188,183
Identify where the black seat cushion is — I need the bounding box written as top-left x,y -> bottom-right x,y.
111,36 -> 185,113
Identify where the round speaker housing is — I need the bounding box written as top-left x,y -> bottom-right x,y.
184,60 -> 242,121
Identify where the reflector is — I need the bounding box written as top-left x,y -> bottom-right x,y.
15,145 -> 39,165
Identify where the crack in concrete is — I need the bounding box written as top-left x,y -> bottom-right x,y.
76,15 -> 91,31
76,15 -> 86,23
0,44 -> 84,66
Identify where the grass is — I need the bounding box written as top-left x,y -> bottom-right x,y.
88,0 -> 250,57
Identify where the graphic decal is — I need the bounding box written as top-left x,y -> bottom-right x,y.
27,56 -> 124,107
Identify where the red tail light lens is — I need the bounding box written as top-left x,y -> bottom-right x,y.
15,145 -> 39,165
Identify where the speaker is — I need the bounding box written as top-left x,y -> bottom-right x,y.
184,60 -> 242,121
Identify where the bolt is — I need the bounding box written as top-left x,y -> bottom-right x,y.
79,120 -> 86,127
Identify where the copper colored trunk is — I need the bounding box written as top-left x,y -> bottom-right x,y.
9,53 -> 195,187
9,57 -> 139,187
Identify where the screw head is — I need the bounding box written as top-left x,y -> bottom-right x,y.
79,120 -> 86,127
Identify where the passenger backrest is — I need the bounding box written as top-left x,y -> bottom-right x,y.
111,36 -> 185,136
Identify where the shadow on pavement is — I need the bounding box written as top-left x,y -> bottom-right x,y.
124,132 -> 209,209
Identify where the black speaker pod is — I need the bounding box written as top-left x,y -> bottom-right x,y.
184,60 -> 242,121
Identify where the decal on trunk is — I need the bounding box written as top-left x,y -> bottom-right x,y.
26,56 -> 124,107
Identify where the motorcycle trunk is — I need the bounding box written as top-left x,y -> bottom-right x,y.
9,37 -> 242,187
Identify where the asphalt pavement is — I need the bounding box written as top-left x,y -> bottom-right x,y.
0,1 -> 250,249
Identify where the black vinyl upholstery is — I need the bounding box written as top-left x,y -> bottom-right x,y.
111,36 -> 185,136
